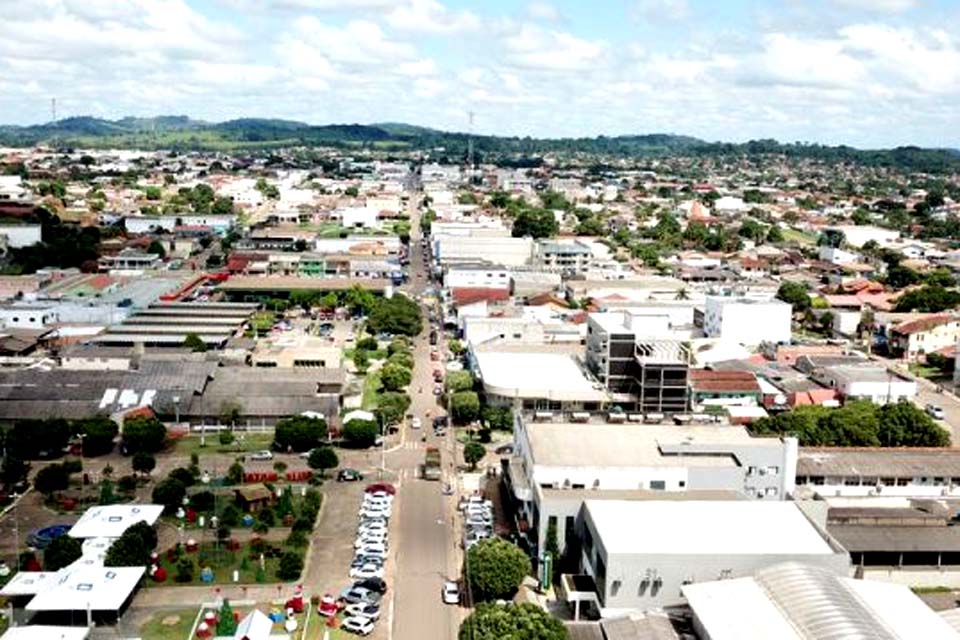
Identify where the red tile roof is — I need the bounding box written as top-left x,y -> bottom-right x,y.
689,369 -> 761,393
451,287 -> 510,306
892,314 -> 957,336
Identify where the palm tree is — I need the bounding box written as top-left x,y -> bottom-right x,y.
675,288 -> 690,301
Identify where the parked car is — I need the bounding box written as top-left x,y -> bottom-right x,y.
927,404 -> 946,420
339,586 -> 381,605
433,416 -> 448,430
357,543 -> 388,558
442,580 -> 461,605
341,615 -> 376,636
365,483 -> 396,495
249,450 -> 274,461
494,444 -> 514,455
411,417 -> 422,429
350,556 -> 384,570
350,564 -> 385,580
338,468 -> 364,482
345,601 -> 382,621
353,577 -> 388,594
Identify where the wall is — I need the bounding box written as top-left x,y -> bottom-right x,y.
0,225 -> 41,248
445,268 -> 510,290
704,298 -> 792,346
434,236 -> 534,267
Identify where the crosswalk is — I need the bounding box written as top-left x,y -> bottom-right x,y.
403,441 -> 420,450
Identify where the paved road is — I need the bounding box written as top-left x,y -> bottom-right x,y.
389,188 -> 464,640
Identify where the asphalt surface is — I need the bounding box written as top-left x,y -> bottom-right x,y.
388,194 -> 464,640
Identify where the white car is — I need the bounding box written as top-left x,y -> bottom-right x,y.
350,564 -> 385,580
354,534 -> 388,549
357,543 -> 387,557
363,496 -> 393,508
248,450 -> 274,461
460,496 -> 493,511
345,602 -> 381,621
341,615 -> 375,636
367,490 -> 394,501
360,506 -> 392,519
442,580 -> 460,605
358,521 -> 388,534
411,417 -> 422,429
465,515 -> 493,528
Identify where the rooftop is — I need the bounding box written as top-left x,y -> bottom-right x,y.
475,351 -> 608,402
525,421 -> 759,469
68,504 -> 164,539
798,448 -> 960,478
584,500 -> 835,556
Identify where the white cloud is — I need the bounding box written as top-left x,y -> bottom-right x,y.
397,58 -> 439,77
832,0 -> 918,12
526,1 -> 561,22
284,18 -> 416,66
503,24 -> 606,71
633,0 -> 690,21
385,0 -> 481,34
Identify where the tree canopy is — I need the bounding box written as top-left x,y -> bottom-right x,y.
511,208 -> 558,239
459,603 -> 568,640
894,285 -> 960,313
44,535 -> 82,571
273,415 -> 327,452
307,447 -> 339,477
122,416 -> 167,454
750,401 -> 949,447
776,281 -> 811,313
451,391 -> 480,425
342,419 -> 379,448
466,538 -> 531,602
366,294 -> 423,336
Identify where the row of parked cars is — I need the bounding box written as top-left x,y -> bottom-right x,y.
460,494 -> 493,550
319,483 -> 396,636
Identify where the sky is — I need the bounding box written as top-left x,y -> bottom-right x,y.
1,0 -> 959,148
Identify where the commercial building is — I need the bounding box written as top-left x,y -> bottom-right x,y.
89,301 -> 257,349
217,276 -> 388,301
826,225 -> 900,248
702,296 -> 792,346
433,235 -> 534,267
444,264 -> 511,290
0,224 -> 41,248
123,214 -> 235,235
683,562 -> 959,640
889,314 -> 960,360
796,448 -> 960,498
0,304 -> 60,329
505,415 -> 799,554
536,240 -> 592,274
566,500 -> 847,616
251,334 -> 342,369
810,364 -> 917,404
98,250 -> 162,271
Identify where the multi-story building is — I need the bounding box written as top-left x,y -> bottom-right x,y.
702,296 -> 792,346
536,240 -> 592,274
504,413 -> 800,555
888,314 -> 960,360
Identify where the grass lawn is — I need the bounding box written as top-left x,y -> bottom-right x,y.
362,371 -> 382,411
139,608 -> 198,640
145,541 -> 286,587
782,227 -> 817,245
172,432 -> 274,456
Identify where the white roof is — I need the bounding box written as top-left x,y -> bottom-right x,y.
684,563 -> 960,640
67,504 -> 163,539
1,571 -> 61,597
0,627 -> 90,640
25,566 -> 145,612
584,501 -> 834,556
233,609 -> 273,640
474,351 -> 608,401
342,409 -> 375,424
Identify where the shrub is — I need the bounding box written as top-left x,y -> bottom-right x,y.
122,416 -> 167,454
152,478 -> 186,514
277,551 -> 304,580
273,416 -> 326,452
342,419 -> 380,448
175,557 -> 195,582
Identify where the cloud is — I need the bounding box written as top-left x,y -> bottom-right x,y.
502,24 -> 606,71
385,0 -> 481,34
526,1 -> 561,22
632,0 -> 690,21
283,17 -> 416,66
832,0 -> 918,12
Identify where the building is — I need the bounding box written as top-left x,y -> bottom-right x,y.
702,296 -> 792,346
536,240 -> 592,274
566,500 -> 847,616
471,349 -> 609,413
796,447 -> 960,498
505,415 -> 799,554
827,225 -> 900,249
683,562 -> 959,640
585,311 -> 692,413
688,369 -> 762,408
444,264 -> 511,290
99,250 -> 162,271
250,334 -> 342,369
433,235 -> 534,267
0,224 -> 41,248
339,206 -> 379,229
810,364 -> 917,404
889,314 -> 960,360
89,301 -> 258,349
0,304 -> 60,329
123,214 -> 235,235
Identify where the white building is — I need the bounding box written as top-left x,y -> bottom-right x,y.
507,416 -> 799,553
434,235 -> 534,267
683,562 -> 958,640
714,196 -> 747,212
703,296 -> 792,346
812,365 -> 917,404
445,264 -> 510,290
0,176 -> 27,201
818,245 -> 862,265
827,225 -> 900,248
123,214 -> 235,234
0,304 -> 59,329
340,206 -> 379,229
0,224 -> 41,248
472,351 -> 608,411
795,448 -> 960,498
569,500 -> 847,617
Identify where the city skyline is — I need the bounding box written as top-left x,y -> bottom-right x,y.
1,0 -> 958,148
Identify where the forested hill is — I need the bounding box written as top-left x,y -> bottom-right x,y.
1,115 -> 958,173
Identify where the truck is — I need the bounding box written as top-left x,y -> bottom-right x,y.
423,446 -> 442,481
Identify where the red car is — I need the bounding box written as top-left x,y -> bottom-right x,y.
365,482 -> 397,496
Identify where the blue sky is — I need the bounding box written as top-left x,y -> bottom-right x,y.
0,0 -> 958,148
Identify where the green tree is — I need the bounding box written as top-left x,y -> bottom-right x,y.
342,419 -> 379,448
451,391 -> 480,425
227,462 -> 244,485
877,401 -> 950,447
44,534 -> 82,571
307,447 -> 339,477
144,186 -> 162,201
211,196 -> 234,215
482,407 -> 514,430
894,285 -> 960,313
367,295 -> 423,336
132,451 -> 156,476
776,281 -> 811,313
380,362 -> 413,391
387,350 -> 415,370
273,416 -> 326,452
511,209 -> 558,239
356,336 -> 378,351
216,600 -> 238,636
353,349 -> 370,372
183,332 -> 207,352
34,463 -> 70,497
387,336 -> 411,356
767,225 -> 784,243
467,538 -> 531,602
446,371 -> 474,393
375,391 -> 411,426
151,477 -> 187,514
344,285 -> 377,316
544,517 -> 560,584
147,239 -> 166,258
175,556 -> 195,582
77,416 -> 118,456
122,416 -> 167,454
886,265 -> 920,289
463,442 -> 486,470
104,522 -> 157,567
277,551 -> 304,580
